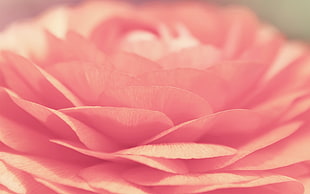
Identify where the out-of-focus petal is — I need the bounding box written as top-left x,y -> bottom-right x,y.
108,52 -> 161,76
158,46 -> 222,70
221,7 -> 259,58
68,0 -> 132,37
90,17 -> 157,53
40,31 -> 106,67
35,178 -> 98,194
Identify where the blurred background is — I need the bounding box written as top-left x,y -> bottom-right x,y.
0,0 -> 309,41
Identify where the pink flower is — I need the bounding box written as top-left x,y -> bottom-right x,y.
0,1 -> 310,193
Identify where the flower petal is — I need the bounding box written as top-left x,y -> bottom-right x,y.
99,86 -> 212,124
0,161 -> 57,194
246,48 -> 310,107
228,123 -> 310,170
1,89 -> 120,152
140,2 -> 223,46
51,139 -> 188,174
0,52 -> 82,108
0,113 -> 84,162
41,31 -> 106,66
221,7 -> 259,58
46,61 -> 136,104
0,89 -> 97,163
121,154 -> 188,174
186,121 -> 302,172
117,143 -> 236,159
0,152 -> 93,191
240,25 -> 284,65
124,167 -> 259,186
300,176 -> 310,194
35,178 -> 97,194
167,176 -> 303,194
209,61 -> 268,107
145,109 -> 265,148
108,52 -> 161,76
189,121 -> 303,172
0,185 -> 16,194
158,46 -> 222,70
281,94 -> 310,121
50,140 -> 115,160
68,0 -> 132,37
90,16 -> 158,53
0,87 -> 75,139
124,166 -> 303,194
137,68 -> 228,111
61,106 -> 173,146
79,163 -> 151,194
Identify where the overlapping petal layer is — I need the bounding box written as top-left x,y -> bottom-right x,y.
0,0 -> 309,194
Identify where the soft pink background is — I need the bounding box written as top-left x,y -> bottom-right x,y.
0,0 -> 81,29
0,0 -> 309,40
